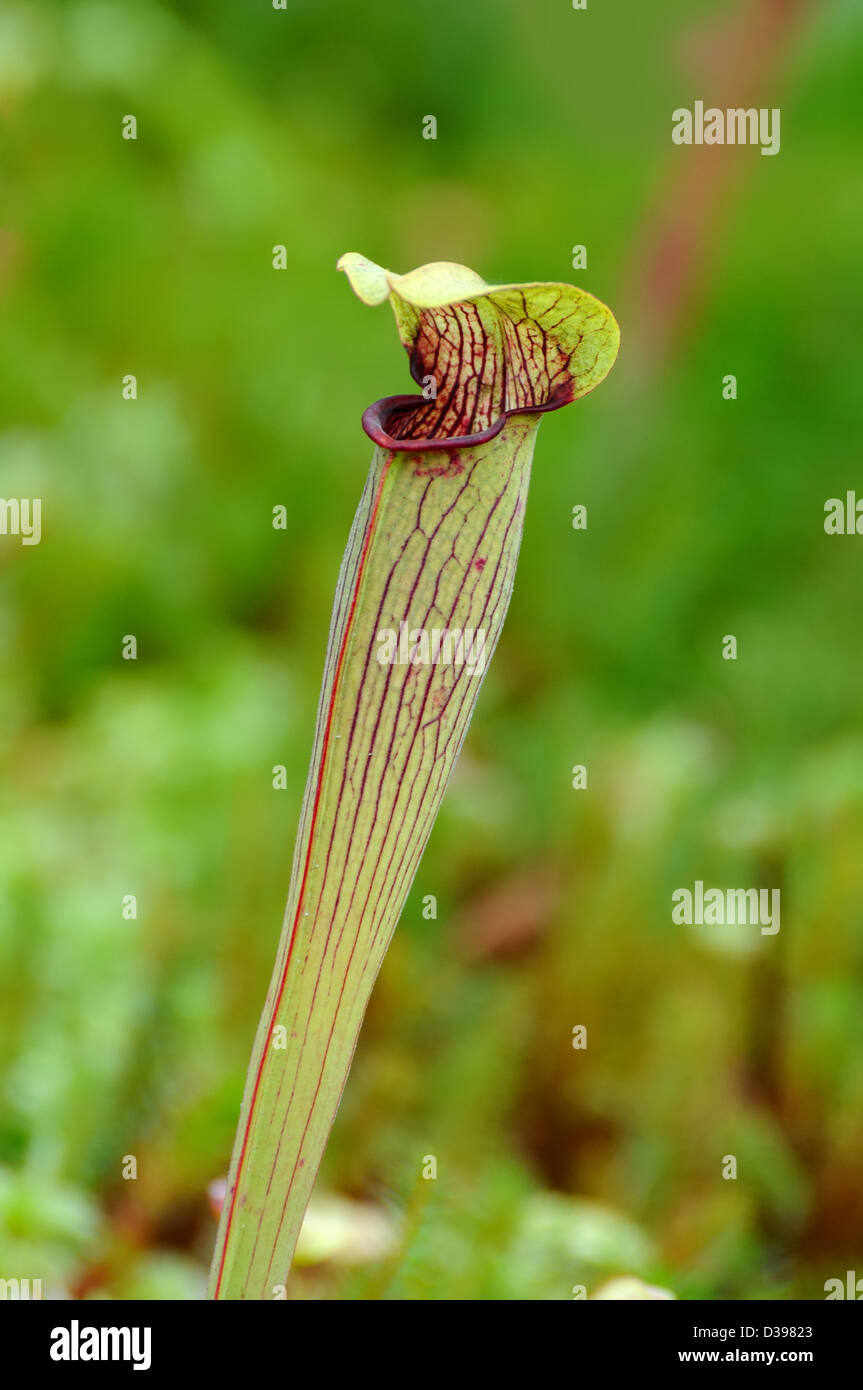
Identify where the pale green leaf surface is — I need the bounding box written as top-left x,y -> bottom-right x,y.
210,257 -> 618,1298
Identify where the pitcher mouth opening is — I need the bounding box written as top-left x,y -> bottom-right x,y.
361,393 -> 569,453
341,254 -> 619,454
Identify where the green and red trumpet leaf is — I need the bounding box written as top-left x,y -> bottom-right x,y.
209,255 -> 619,1299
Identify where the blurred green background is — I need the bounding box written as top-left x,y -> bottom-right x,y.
1,0 -> 862,1300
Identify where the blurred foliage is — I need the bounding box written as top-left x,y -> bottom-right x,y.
1,0 -> 862,1299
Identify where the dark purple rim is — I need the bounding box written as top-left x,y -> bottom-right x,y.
361,393 -> 571,453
